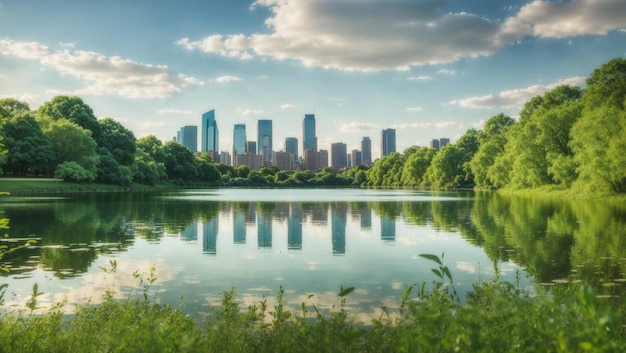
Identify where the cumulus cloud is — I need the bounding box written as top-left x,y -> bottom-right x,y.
280,103 -> 294,109
339,122 -> 381,133
407,75 -> 433,81
0,38 -> 203,98
214,75 -> 242,83
177,0 -> 626,72
236,108 -> 265,116
405,107 -> 423,113
393,121 -> 463,129
450,76 -> 586,109
157,109 -> 194,114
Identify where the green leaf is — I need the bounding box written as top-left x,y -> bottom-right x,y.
431,269 -> 442,278
402,286 -> 413,302
338,286 -> 355,298
419,253 -> 442,265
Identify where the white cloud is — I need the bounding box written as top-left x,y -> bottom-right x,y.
0,93 -> 41,107
405,107 -> 423,113
407,75 -> 432,81
393,121 -> 463,130
177,0 -> 626,72
437,69 -> 456,75
339,122 -> 381,133
214,75 -> 242,83
0,39 -> 204,99
157,109 -> 194,114
139,121 -> 166,129
451,76 -> 586,109
236,108 -> 265,116
280,103 -> 294,109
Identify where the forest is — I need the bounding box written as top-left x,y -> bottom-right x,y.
1,58 -> 625,194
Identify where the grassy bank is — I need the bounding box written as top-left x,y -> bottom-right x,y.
1,256 -> 624,352
0,178 -> 179,194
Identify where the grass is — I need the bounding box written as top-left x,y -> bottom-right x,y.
1,255 -> 625,352
0,178 -> 174,194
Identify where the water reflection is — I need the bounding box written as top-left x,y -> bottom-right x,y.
1,189 -> 625,319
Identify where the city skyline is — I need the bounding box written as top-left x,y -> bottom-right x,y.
1,1 -> 625,158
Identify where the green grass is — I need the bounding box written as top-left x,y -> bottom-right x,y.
0,178 -> 173,193
1,255 -> 625,352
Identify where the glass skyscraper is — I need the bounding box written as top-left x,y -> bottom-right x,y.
233,124 -> 247,155
201,109 -> 219,152
257,119 -> 273,163
177,125 -> 197,152
381,128 -> 396,157
302,114 -> 317,152
285,137 -> 298,157
361,136 -> 372,165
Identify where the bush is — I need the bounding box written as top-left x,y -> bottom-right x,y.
53,161 -> 95,182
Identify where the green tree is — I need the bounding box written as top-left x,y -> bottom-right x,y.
470,114 -> 515,189
196,158 -> 220,183
367,152 -> 404,186
137,135 -> 167,164
162,141 -> 198,181
98,118 -> 137,166
96,148 -> 132,186
571,58 -> 626,193
132,149 -> 166,186
401,147 -> 436,186
424,145 -> 466,188
235,165 -> 251,178
45,119 -> 99,181
0,98 -> 30,119
37,96 -> 103,145
1,113 -> 54,176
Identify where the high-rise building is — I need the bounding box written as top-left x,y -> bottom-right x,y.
430,139 -> 440,151
351,149 -> 363,167
439,138 -> 450,149
201,110 -> 219,152
302,114 -> 317,152
233,124 -> 247,156
285,137 -> 298,157
381,128 -> 396,157
246,141 -> 257,154
274,151 -> 295,171
361,137 -> 372,165
257,119 -> 273,164
331,142 -> 347,169
177,125 -> 197,152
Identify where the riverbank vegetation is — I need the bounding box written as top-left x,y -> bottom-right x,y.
1,254 -> 624,352
1,58 -> 624,197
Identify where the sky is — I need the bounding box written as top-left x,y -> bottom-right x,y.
1,0 -> 625,159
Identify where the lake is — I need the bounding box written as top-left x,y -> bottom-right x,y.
1,188 -> 625,323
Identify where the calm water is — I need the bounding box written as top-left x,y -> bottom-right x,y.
1,189 -> 625,322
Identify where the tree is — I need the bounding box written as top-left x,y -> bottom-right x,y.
45,119 -> 99,181
571,58 -> 626,193
98,118 -> 137,166
400,147 -> 436,186
196,158 -> 220,182
367,152 -> 404,186
424,145 -> 466,188
137,135 -> 167,164
132,149 -> 166,186
96,148 -> 132,186
54,161 -> 94,182
162,141 -> 198,181
1,113 -> 54,175
470,114 -> 516,189
37,96 -> 102,145
0,98 -> 30,119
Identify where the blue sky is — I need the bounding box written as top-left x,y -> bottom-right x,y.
1,0 -> 625,158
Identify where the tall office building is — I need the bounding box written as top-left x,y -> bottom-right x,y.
177,125 -> 197,152
331,142 -> 347,169
439,137 -> 450,149
201,109 -> 219,152
302,114 -> 317,152
246,141 -> 257,154
361,137 -> 372,165
233,124 -> 247,156
285,137 -> 298,157
381,128 -> 396,157
257,119 -> 273,164
351,149 -> 363,167
430,139 -> 440,151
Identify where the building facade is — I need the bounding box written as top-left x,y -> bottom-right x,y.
233,124 -> 247,157
177,125 -> 197,152
285,137 -> 298,158
302,114 -> 317,152
351,149 -> 363,167
257,119 -> 273,164
246,141 -> 257,154
201,109 -> 219,152
381,128 -> 396,157
274,151 -> 295,171
430,139 -> 440,151
361,136 -> 372,165
331,142 -> 347,170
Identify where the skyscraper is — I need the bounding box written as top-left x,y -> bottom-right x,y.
246,141 -> 257,154
430,139 -> 440,151
257,119 -> 273,164
201,109 -> 219,152
381,128 -> 396,157
177,125 -> 197,152
361,136 -> 372,165
233,124 -> 247,156
303,114 -> 317,152
285,137 -> 298,157
439,137 -> 450,149
351,149 -> 363,167
331,142 -> 347,169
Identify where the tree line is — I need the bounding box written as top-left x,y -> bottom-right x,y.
0,58 -> 624,193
